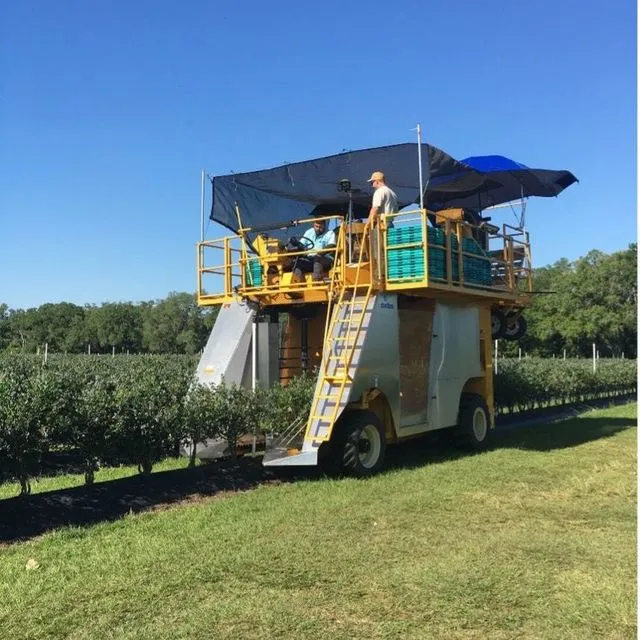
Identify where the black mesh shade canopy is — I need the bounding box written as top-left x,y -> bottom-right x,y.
209,143 -> 485,235
209,143 -> 578,237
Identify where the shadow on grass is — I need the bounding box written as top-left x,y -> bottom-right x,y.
495,415 -> 636,451
1,402 -> 635,545
383,413 -> 636,474
0,459 -> 316,545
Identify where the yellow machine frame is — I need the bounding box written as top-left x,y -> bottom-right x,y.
194,206 -> 536,469
196,207 -> 533,311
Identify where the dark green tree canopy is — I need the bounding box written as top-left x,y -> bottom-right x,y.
0,245 -> 635,357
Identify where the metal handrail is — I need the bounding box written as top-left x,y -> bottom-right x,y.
382,208 -> 533,296
197,208 -> 534,303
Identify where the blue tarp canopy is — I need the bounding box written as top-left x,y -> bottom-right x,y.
209,145 -> 578,236
425,154 -> 578,211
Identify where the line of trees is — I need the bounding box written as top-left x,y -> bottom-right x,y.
509,244 -> 637,358
0,292 -> 219,355
0,245 -> 636,358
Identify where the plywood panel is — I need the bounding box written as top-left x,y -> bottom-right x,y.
398,297 -> 435,426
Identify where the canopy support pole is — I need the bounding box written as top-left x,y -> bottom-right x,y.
415,124 -> 425,211
519,186 -> 527,230
200,169 -> 205,242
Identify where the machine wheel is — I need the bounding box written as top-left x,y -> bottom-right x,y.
335,410 -> 387,477
504,313 -> 527,341
491,309 -> 506,339
457,393 -> 491,451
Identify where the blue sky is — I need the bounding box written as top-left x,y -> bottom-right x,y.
0,0 -> 636,309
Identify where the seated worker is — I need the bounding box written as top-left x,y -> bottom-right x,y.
291,216 -> 336,282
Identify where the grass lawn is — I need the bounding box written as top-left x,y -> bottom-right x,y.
0,403 -> 636,639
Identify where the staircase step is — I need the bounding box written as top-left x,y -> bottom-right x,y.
304,290 -> 373,441
322,375 -> 351,383
316,394 -> 343,401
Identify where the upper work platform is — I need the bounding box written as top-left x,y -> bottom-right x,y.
197,207 -> 533,309
197,141 -> 576,309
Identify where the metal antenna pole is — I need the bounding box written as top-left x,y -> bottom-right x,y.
415,123 -> 424,210
200,169 -> 205,242
347,188 -> 353,262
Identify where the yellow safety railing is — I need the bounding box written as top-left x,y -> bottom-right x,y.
197,208 -> 533,306
237,214 -> 345,299
197,236 -> 244,304
381,208 -> 533,299
197,213 -> 352,305
501,223 -> 533,299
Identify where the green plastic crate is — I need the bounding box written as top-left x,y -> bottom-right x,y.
245,258 -> 263,287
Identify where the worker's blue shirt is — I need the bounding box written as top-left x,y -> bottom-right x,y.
302,226 -> 336,256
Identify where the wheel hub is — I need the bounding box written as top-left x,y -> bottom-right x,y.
358,439 -> 371,454
472,407 -> 488,442
357,424 -> 382,469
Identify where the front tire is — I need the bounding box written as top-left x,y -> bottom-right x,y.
335,410 -> 387,477
457,393 -> 491,451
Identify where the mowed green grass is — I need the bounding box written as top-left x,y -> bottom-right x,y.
0,403 -> 636,640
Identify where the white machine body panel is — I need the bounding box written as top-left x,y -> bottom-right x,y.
196,300 -> 255,387
427,302 -> 482,430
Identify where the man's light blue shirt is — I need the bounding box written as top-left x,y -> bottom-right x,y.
302,226 -> 336,255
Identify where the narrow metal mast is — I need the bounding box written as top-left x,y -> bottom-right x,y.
413,123 -> 425,210
200,168 -> 206,242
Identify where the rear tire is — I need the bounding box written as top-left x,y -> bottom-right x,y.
491,310 -> 506,339
504,313 -> 527,341
335,410 -> 387,477
457,393 -> 491,451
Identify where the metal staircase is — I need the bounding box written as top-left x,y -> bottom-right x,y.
303,223 -> 376,446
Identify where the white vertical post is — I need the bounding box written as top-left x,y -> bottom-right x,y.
200,169 -> 206,243
416,124 -> 424,211
112,346 -> 115,358
518,347 -> 522,361
88,343 -> 91,355
563,348 -> 566,360
494,339 -> 498,375
622,351 -> 625,360
251,319 -> 258,455
592,343 -> 596,372
44,342 -> 48,364
251,321 -> 257,390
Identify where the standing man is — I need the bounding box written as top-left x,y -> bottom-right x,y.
366,171 -> 398,275
367,171 -> 398,225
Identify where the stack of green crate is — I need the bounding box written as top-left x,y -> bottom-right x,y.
245,257 -> 263,287
461,238 -> 492,286
385,225 -> 466,283
387,226 -> 424,281
428,230 -> 460,281
427,226 -> 447,280
385,226 -> 490,286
